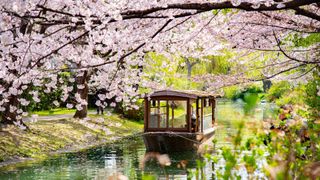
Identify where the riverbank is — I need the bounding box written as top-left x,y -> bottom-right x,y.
0,113 -> 143,168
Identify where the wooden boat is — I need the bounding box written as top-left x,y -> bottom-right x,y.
143,90 -> 219,152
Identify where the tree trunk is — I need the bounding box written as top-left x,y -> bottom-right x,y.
262,79 -> 272,92
114,101 -> 124,114
185,58 -> 197,88
1,95 -> 19,124
73,70 -> 89,119
1,95 -> 29,130
185,59 -> 192,81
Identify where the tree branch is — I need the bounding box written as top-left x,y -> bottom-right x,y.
122,0 -> 318,15
33,0 -> 319,27
293,7 -> 320,21
273,31 -> 320,65
247,63 -> 308,82
105,19 -> 172,90
237,22 -> 319,33
291,65 -> 317,79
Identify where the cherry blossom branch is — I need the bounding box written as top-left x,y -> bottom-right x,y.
248,60 -> 295,71
32,0 -> 319,27
122,0 -> 317,14
118,19 -> 173,65
240,47 -> 317,52
106,19 -> 172,90
43,25 -> 70,38
36,5 -> 84,18
237,22 -> 319,33
0,25 -> 22,34
208,63 -> 310,90
258,11 -> 319,30
186,10 -> 220,41
273,31 -> 320,65
164,16 -> 192,32
291,65 -> 317,79
255,63 -> 308,80
18,29 -> 93,78
293,7 -> 320,21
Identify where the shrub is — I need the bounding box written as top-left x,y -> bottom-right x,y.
123,100 -> 144,121
265,81 -> 291,102
229,85 -> 263,101
305,70 -> 320,120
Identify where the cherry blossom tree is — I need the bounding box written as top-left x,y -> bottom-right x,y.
0,0 -> 319,128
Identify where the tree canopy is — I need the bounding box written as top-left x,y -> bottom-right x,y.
0,0 -> 319,126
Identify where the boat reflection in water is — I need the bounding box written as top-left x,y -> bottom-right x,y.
141,151 -> 214,179
143,90 -> 220,153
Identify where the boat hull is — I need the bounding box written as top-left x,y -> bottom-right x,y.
143,129 -> 215,153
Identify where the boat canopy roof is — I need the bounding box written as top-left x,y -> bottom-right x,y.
148,89 -> 220,99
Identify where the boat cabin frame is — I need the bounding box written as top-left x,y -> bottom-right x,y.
144,90 -> 218,133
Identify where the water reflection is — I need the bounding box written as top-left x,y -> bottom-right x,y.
0,137 -> 209,179
0,100 -> 276,179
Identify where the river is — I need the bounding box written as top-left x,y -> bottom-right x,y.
0,99 -> 276,179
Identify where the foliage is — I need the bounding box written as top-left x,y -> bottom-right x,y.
143,52 -> 202,90
122,100 -> 144,121
265,81 -> 291,102
223,84 -> 263,114
22,88 -> 63,112
265,81 -> 307,113
305,70 -> 320,120
231,85 -> 263,101
274,85 -> 306,107
242,93 -> 260,115
189,119 -> 320,179
287,33 -> 320,48
223,85 -> 241,99
192,52 -> 234,75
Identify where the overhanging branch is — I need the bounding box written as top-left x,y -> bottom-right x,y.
293,7 -> 320,21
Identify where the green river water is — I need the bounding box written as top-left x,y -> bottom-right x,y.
0,100 -> 276,179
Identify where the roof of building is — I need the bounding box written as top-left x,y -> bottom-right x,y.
148,89 -> 221,99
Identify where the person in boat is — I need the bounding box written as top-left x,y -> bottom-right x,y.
191,111 -> 196,132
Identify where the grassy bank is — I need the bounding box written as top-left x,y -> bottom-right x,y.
0,113 -> 143,165
32,108 -> 76,116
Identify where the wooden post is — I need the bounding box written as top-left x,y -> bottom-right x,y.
196,98 -> 199,132
144,98 -> 149,132
171,101 -> 174,128
166,100 -> 169,129
212,98 -> 216,127
187,99 -> 191,132
201,98 -> 204,133
157,100 -> 160,128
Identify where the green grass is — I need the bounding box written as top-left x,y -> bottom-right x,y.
32,108 -> 76,116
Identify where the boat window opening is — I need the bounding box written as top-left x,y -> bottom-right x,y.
203,99 -> 213,130
149,100 -> 167,128
168,100 -> 187,129
159,101 -> 167,128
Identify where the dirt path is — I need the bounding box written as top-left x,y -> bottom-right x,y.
22,111 -> 97,122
